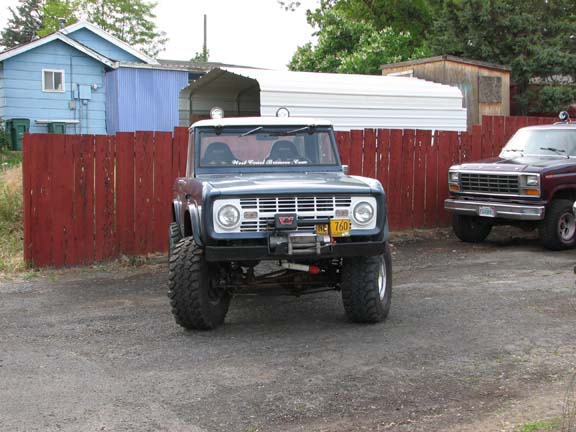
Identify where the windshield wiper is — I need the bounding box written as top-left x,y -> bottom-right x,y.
241,126 -> 263,137
504,148 -> 524,154
540,147 -> 568,158
285,126 -> 315,135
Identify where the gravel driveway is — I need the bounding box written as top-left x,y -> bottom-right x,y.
1,229 -> 575,432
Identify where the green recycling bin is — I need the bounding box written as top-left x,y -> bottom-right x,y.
47,122 -> 66,134
7,118 -> 30,151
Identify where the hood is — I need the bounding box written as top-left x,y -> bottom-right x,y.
455,156 -> 574,173
199,172 -> 379,196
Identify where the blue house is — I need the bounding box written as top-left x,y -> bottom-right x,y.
0,21 -> 192,135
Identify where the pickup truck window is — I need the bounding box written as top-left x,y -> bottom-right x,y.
500,129 -> 576,158
198,127 -> 338,167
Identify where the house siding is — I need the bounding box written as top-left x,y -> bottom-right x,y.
0,64 -> 5,121
1,40 -> 107,134
105,67 -> 188,134
67,28 -> 143,63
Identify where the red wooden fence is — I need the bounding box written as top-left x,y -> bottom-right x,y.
22,116 -> 552,268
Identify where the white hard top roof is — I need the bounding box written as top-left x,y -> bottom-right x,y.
191,116 -> 333,129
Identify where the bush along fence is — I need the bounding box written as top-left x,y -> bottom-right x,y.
22,115 -> 553,268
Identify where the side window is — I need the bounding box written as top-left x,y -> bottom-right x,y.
42,69 -> 64,92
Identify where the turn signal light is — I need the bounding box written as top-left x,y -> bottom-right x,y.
524,189 -> 540,196
449,184 -> 460,191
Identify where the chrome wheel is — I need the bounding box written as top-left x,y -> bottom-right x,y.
558,212 -> 576,242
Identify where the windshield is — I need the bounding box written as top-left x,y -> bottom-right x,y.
500,129 -> 576,159
197,126 -> 339,168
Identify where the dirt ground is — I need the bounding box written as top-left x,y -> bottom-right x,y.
0,228 -> 575,432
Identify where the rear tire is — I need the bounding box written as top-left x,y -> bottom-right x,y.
452,214 -> 492,243
539,199 -> 576,250
341,246 -> 392,323
168,237 -> 231,330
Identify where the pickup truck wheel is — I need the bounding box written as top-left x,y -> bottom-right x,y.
452,215 -> 492,243
539,199 -> 576,250
168,237 -> 231,330
341,246 -> 392,323
168,222 -> 182,258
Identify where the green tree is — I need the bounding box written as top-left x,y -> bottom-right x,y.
0,0 -> 44,49
81,0 -> 167,58
38,0 -> 79,37
428,0 -> 576,114
289,8 -> 429,74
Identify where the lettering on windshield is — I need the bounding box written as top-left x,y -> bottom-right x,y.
232,159 -> 310,166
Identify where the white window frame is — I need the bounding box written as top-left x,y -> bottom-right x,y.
42,69 -> 65,93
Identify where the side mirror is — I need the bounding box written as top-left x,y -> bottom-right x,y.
342,164 -> 349,175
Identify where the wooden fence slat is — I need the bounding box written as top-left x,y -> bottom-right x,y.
481,116 -> 494,159
51,135 -> 75,267
172,127 -> 188,179
460,131 -> 471,163
349,130 -> 364,175
437,131 -> 453,226
413,130 -> 430,229
398,130 -> 415,230
73,135 -> 95,264
492,116 -> 506,156
376,129 -> 390,192
116,132 -> 135,255
30,134 -> 54,267
95,135 -> 116,261
387,130 -> 403,230
363,129 -> 376,178
336,131 -> 351,167
424,131 -> 439,228
134,131 -> 154,255
470,125 -> 482,161
153,132 -> 174,253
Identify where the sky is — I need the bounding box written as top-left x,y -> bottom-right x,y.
0,0 -> 320,69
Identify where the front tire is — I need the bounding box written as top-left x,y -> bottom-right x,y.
168,222 -> 182,258
168,237 -> 231,330
341,247 -> 392,323
452,214 -> 492,243
539,199 -> 576,250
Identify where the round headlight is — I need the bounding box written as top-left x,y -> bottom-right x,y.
353,201 -> 375,225
217,205 -> 240,228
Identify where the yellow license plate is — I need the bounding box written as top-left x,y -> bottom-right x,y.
315,219 -> 351,237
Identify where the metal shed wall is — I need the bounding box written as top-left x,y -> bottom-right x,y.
105,67 -> 189,134
185,67 -> 467,131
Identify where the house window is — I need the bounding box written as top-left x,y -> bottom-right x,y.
42,69 -> 64,92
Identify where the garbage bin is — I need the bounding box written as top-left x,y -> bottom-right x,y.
7,118 -> 30,151
47,122 -> 66,134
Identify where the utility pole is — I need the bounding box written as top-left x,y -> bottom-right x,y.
203,14 -> 208,62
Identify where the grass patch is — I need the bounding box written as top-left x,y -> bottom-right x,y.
0,164 -> 24,273
514,418 -> 561,432
0,149 -> 22,170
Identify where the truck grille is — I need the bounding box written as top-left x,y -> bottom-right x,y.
239,196 -> 351,213
239,196 -> 351,233
460,173 -> 519,195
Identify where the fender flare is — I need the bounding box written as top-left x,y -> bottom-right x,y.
187,202 -> 204,247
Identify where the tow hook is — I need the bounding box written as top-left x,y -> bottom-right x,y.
280,261 -> 321,275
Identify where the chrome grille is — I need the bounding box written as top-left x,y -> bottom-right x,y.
239,195 -> 351,233
460,173 -> 519,195
239,196 -> 351,213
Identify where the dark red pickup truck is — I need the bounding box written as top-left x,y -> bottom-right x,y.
445,113 -> 576,250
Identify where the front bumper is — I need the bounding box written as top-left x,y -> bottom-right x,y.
204,240 -> 386,262
444,198 -> 545,221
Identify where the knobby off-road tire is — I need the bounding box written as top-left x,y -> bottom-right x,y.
539,199 -> 576,251
341,246 -> 392,323
452,214 -> 492,243
168,237 -> 231,330
168,222 -> 182,259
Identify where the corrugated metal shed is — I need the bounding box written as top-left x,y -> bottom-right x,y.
105,66 -> 189,134
182,67 -> 467,131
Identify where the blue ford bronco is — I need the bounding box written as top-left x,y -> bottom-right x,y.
168,109 -> 392,330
